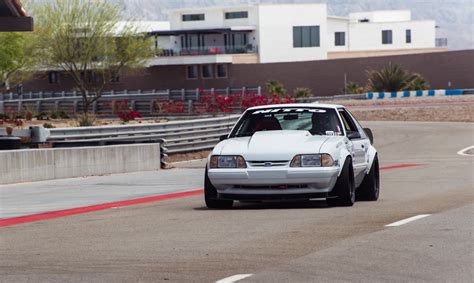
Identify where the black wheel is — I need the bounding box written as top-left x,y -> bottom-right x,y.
327,157 -> 355,207
357,155 -> 380,201
204,168 -> 233,209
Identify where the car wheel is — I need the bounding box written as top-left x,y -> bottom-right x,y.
204,168 -> 233,209
356,155 -> 380,201
327,157 -> 355,207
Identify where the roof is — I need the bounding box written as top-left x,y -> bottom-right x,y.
0,0 -> 33,31
247,103 -> 344,111
0,0 -> 28,17
150,26 -> 255,36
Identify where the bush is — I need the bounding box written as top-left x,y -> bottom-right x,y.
367,63 -> 430,92
76,113 -> 96,127
343,82 -> 366,94
43,122 -> 55,128
293,88 -> 312,98
35,112 -> 49,120
111,100 -> 143,123
49,110 -> 69,120
265,80 -> 287,97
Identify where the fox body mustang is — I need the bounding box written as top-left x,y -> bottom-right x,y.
205,104 -> 380,208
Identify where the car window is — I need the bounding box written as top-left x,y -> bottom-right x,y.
338,109 -> 358,133
231,107 -> 343,137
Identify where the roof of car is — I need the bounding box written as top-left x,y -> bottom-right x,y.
246,103 -> 345,111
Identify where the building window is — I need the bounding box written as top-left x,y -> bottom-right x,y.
201,65 -> 214,79
216,64 -> 228,78
186,65 -> 198,80
225,11 -> 248,19
382,30 -> 393,44
406,29 -> 412,43
293,26 -> 320,48
182,14 -> 205,22
335,32 -> 345,46
48,71 -> 59,84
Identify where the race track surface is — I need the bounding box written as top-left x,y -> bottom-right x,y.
0,121 -> 473,282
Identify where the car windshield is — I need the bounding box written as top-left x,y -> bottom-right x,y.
231,107 -> 343,137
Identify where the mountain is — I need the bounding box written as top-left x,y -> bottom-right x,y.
31,0 -> 474,50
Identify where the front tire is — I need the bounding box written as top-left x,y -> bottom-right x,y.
357,155 -> 380,201
204,169 -> 233,209
327,157 -> 355,207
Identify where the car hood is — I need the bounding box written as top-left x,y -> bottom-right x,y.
214,130 -> 333,161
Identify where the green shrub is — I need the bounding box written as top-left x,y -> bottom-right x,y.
343,82 -> 366,94
293,87 -> 312,98
266,80 -> 287,97
43,122 -> 55,128
367,63 -> 430,92
76,113 -> 96,127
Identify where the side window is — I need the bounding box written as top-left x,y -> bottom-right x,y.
338,110 -> 358,134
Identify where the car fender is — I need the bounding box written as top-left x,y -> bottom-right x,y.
322,137 -> 353,177
365,145 -> 378,174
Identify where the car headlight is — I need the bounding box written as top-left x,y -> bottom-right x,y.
290,154 -> 335,167
210,155 -> 247,168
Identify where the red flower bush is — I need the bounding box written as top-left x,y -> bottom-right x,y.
111,100 -> 143,123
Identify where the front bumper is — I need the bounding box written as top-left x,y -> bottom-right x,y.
208,166 -> 339,199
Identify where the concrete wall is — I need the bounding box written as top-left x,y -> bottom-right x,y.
0,144 -> 161,185
19,50 -> 474,96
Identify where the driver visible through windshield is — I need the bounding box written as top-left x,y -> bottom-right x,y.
231,107 -> 343,137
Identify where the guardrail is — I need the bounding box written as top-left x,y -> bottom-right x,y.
45,115 -> 241,154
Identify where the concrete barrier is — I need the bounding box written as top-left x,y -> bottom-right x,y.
0,144 -> 161,184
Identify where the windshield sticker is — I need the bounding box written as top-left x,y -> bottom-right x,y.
253,108 -> 327,115
325,131 -> 336,136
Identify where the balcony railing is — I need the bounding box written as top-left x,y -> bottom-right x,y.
436,38 -> 448,47
157,45 -> 258,57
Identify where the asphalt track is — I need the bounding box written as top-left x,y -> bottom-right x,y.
0,121 -> 473,282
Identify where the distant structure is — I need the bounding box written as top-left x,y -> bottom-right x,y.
0,0 -> 33,32
149,4 -> 442,66
19,3 -> 466,96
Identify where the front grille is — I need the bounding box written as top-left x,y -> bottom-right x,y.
234,184 -> 308,190
248,160 -> 289,167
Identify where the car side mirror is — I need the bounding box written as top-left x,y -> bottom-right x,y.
347,131 -> 361,140
219,134 -> 228,141
363,128 -> 374,144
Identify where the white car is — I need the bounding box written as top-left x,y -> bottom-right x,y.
205,103 -> 380,208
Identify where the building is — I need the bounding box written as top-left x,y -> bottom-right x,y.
150,4 -> 440,66
327,10 -> 438,59
0,0 -> 33,32
18,3 -> 467,96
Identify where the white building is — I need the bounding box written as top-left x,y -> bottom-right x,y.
149,4 -> 441,67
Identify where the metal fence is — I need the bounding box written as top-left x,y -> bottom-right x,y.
46,115 -> 241,154
0,87 -> 262,116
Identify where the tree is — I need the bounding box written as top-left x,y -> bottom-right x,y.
32,0 -> 152,120
0,33 -> 32,93
367,63 -> 430,92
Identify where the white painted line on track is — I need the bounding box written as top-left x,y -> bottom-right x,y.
216,274 -> 253,283
385,214 -> 431,227
457,145 -> 474,156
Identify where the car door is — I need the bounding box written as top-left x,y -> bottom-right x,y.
338,109 -> 370,186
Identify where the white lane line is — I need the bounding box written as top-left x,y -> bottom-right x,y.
457,145 -> 474,156
385,214 -> 431,227
216,274 -> 253,283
